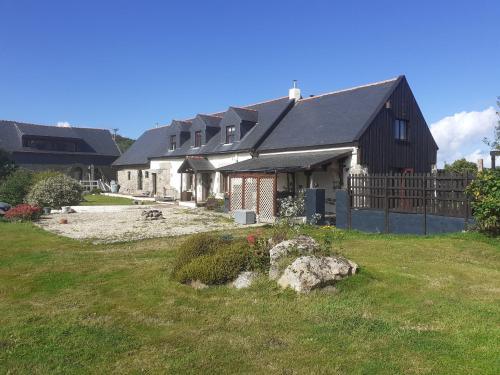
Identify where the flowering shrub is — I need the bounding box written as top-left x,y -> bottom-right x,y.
465,169 -> 500,234
4,204 -> 41,221
246,230 -> 270,272
26,175 -> 83,209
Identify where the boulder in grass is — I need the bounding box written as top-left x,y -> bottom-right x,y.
277,255 -> 358,293
269,235 -> 319,280
231,271 -> 257,289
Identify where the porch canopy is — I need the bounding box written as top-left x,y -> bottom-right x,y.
177,157 -> 215,173
217,150 -> 350,173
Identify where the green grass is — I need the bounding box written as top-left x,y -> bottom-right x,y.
0,223 -> 498,374
80,194 -> 134,205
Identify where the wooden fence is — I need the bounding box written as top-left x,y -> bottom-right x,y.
347,172 -> 474,224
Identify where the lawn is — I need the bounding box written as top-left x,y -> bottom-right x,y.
0,223 -> 498,374
80,194 -> 134,205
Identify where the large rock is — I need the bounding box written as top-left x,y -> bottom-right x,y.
231,271 -> 257,289
277,255 -> 358,293
269,235 -> 319,280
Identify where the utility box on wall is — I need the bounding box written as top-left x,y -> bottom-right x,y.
305,188 -> 325,225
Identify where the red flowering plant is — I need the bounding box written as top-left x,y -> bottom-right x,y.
4,204 -> 41,222
246,230 -> 270,272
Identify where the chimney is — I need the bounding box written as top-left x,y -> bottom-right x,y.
289,80 -> 301,101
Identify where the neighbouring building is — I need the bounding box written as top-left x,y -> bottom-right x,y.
113,75 -> 438,221
0,121 -> 121,180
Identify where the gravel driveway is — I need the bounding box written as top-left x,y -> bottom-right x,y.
36,204 -> 245,243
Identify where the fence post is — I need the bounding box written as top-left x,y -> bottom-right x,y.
347,175 -> 352,230
464,171 -> 470,227
423,174 -> 427,235
384,175 -> 389,233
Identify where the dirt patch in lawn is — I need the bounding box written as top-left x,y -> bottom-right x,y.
35,205 -> 246,243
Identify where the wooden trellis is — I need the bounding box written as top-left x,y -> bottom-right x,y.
229,174 -> 276,222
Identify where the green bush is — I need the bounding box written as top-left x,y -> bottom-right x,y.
172,233 -> 225,273
32,170 -> 64,184
90,188 -> 103,195
465,169 -> 500,235
27,175 -> 83,209
0,149 -> 16,181
174,242 -> 250,285
0,169 -> 34,206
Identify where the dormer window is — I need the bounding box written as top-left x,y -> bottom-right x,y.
170,135 -> 177,151
194,131 -> 202,148
225,125 -> 235,144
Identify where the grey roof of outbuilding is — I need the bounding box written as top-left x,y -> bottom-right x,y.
177,158 -> 215,173
217,150 -> 351,172
257,77 -> 401,151
0,120 -> 121,156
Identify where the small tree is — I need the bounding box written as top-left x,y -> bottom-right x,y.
0,169 -> 34,206
483,97 -> 500,150
26,174 -> 83,209
443,158 -> 478,174
0,149 -> 16,181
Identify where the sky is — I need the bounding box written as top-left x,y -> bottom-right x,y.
1,0 -> 499,166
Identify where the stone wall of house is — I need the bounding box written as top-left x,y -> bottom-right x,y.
116,166 -> 173,197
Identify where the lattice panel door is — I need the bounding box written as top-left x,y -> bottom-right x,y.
258,177 -> 275,222
230,177 -> 243,212
244,177 -> 258,212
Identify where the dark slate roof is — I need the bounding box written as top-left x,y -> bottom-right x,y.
177,158 -> 215,173
257,77 -> 401,152
230,107 -> 259,123
217,150 -> 350,172
0,120 -> 121,156
198,114 -> 222,128
148,96 -> 292,160
113,126 -> 174,166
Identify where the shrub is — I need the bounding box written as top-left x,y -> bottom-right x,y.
174,242 -> 250,285
172,233 -> 226,273
4,204 -> 41,221
247,232 -> 271,272
0,149 -> 16,181
0,169 -> 34,206
32,170 -> 64,184
90,188 -> 103,195
27,175 -> 83,209
465,169 -> 500,234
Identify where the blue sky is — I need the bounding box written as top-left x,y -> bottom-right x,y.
1,0 -> 499,164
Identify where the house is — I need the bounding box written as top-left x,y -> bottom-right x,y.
113,75 -> 438,220
0,121 -> 121,180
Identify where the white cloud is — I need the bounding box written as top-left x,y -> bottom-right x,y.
56,121 -> 71,128
430,107 -> 497,168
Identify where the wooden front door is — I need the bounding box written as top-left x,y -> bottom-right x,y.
201,173 -> 210,201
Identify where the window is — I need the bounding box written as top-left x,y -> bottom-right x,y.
194,131 -> 202,148
23,137 -> 78,152
170,135 -> 177,150
394,119 -> 408,141
145,171 -> 149,178
127,171 -> 131,180
225,125 -> 236,144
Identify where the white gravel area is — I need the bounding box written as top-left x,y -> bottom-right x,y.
35,205 -> 247,243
